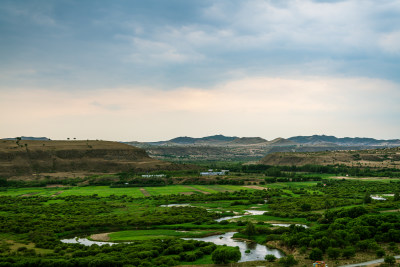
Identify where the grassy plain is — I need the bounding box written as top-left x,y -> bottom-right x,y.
0,185 -> 251,198
107,229 -> 221,241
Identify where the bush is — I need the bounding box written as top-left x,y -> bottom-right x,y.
376,249 -> 385,258
309,248 -> 323,261
278,255 -> 298,267
265,254 -> 277,262
211,246 -> 241,264
342,247 -> 356,259
327,247 -> 341,260
384,255 -> 396,265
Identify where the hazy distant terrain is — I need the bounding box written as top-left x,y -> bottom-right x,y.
125,134 -> 400,162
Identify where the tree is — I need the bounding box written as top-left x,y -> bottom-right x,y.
243,222 -> 256,237
384,256 -> 396,265
364,192 -> 372,204
309,248 -> 323,261
327,247 -> 341,260
376,249 -> 385,258
301,203 -> 311,211
342,247 -> 355,259
278,255 -> 298,267
211,246 -> 241,264
394,192 -> 400,201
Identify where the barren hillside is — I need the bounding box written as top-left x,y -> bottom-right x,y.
0,140 -> 180,178
259,147 -> 400,168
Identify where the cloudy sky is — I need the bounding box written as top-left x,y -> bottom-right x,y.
1,0 -> 400,141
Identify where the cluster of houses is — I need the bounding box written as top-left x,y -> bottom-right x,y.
200,169 -> 229,176
140,170 -> 229,178
141,174 -> 166,178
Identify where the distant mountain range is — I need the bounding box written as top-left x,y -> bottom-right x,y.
125,134 -> 400,162
288,135 -> 400,146
133,134 -> 400,147
4,135 -> 399,163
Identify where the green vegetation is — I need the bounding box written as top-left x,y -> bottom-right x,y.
1,167 -> 400,266
108,229 -> 220,241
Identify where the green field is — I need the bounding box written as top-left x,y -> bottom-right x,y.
0,185 -> 253,198
108,229 -> 221,241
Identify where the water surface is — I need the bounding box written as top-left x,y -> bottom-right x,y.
184,232 -> 284,262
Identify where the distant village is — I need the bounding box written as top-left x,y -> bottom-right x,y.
141,169 -> 229,178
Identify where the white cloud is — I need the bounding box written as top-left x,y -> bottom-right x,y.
1,76 -> 399,141
379,31 -> 400,54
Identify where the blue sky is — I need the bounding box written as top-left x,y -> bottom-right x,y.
1,0 -> 400,141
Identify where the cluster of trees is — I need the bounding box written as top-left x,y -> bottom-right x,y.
152,189 -> 271,204
278,207 -> 400,260
0,195 -> 216,249
212,163 -> 400,178
0,239 -> 219,266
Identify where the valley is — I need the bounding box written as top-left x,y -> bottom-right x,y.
0,137 -> 399,266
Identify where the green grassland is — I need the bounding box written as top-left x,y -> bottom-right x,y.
0,184 -> 252,198
108,229 -> 221,241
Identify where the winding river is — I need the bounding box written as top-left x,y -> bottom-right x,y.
183,231 -> 284,262
61,206 -> 305,262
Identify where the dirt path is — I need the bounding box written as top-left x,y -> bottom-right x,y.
244,185 -> 268,190
90,233 -> 111,241
338,255 -> 400,267
139,188 -> 151,197
183,185 -> 210,194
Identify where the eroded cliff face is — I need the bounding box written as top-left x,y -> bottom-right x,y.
0,140 -> 174,177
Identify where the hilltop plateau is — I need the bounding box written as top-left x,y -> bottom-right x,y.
0,140 -> 183,178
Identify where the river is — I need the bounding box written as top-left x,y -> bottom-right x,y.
61,207 -> 293,262
183,231 -> 284,262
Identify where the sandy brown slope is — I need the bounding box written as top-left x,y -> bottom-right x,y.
0,140 -> 182,177
259,147 -> 400,168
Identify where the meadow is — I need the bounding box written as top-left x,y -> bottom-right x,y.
0,184 -> 251,198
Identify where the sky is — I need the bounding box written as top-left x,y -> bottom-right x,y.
1,0 -> 400,141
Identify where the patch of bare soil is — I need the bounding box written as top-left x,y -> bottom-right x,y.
332,176 -> 390,180
20,192 -> 39,197
51,191 -> 63,197
244,185 -> 268,190
46,184 -> 69,188
380,209 -> 400,213
180,192 -> 194,195
209,185 -> 233,192
140,188 -> 151,197
183,185 -> 210,194
90,233 -> 111,241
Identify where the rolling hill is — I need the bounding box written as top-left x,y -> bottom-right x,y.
126,134 -> 400,162
0,140 -> 185,178
259,147 -> 400,168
